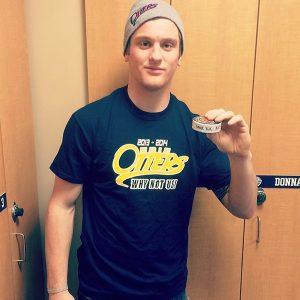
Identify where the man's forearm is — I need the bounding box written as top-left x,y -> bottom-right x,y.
45,201 -> 75,289
224,153 -> 257,219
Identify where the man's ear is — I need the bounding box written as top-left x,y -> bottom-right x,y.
124,53 -> 129,62
178,56 -> 182,66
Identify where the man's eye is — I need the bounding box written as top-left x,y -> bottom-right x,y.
163,43 -> 174,50
139,41 -> 150,48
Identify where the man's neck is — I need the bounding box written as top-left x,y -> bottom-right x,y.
127,83 -> 171,113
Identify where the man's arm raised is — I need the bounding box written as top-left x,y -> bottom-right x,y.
205,109 -> 257,219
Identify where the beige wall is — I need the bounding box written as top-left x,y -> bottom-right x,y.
24,0 -> 87,296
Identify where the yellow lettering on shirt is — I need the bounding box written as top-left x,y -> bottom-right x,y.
112,144 -> 189,187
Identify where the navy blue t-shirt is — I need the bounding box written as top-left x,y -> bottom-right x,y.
50,86 -> 230,300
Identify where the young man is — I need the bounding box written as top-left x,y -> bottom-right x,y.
45,1 -> 257,299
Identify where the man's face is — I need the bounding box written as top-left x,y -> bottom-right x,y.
125,18 -> 182,92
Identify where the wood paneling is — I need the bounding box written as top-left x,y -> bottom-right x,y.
172,1 -> 259,298
0,1 -> 44,299
85,0 -> 260,299
172,0 -> 259,123
0,123 -> 14,300
242,0 -> 300,298
85,0 -> 133,101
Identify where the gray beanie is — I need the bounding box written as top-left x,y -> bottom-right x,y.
123,0 -> 184,55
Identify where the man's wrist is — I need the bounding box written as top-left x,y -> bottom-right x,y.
47,285 -> 68,295
228,151 -> 252,161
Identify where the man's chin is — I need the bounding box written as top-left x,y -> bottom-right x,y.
142,81 -> 169,92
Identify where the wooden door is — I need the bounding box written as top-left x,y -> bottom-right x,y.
171,1 -> 258,299
85,0 -> 259,299
85,0 -> 135,101
0,123 -> 14,300
0,1 -> 44,299
242,1 -> 300,299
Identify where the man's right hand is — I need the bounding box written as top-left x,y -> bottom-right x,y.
49,291 -> 75,300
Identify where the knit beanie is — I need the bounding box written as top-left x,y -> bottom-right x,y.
123,0 -> 184,54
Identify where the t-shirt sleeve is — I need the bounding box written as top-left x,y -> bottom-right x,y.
197,135 -> 231,199
50,114 -> 93,184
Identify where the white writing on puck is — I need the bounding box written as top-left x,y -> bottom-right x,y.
192,115 -> 221,133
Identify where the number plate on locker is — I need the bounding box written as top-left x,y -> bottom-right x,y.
0,193 -> 7,213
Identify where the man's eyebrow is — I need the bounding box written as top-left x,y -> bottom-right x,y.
133,35 -> 152,39
162,38 -> 178,44
133,35 -> 178,43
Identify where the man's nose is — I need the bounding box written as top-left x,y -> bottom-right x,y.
149,44 -> 162,62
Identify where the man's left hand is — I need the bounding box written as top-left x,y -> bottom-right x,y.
205,109 -> 251,158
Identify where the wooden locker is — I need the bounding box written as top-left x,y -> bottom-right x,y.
0,123 -> 14,300
172,1 -> 258,299
0,1 -> 44,299
85,1 -> 259,299
242,0 -> 300,299
86,0 -> 141,102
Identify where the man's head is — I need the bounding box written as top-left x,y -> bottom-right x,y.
123,0 -> 184,56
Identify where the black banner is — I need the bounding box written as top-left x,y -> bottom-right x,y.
257,176 -> 300,189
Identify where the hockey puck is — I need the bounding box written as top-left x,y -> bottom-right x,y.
192,115 -> 222,133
